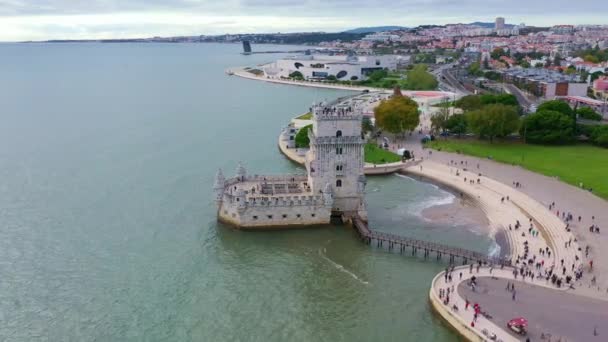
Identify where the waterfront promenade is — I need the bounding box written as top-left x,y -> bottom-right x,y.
230,66 -> 385,92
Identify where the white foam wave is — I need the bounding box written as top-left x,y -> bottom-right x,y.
319,248 -> 369,285
487,242 -> 501,258
394,174 -> 455,216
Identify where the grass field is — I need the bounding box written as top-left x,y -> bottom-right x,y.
364,143 -> 401,164
427,139 -> 608,200
295,112 -> 312,120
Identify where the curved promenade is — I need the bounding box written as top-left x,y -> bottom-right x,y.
405,160 -> 603,340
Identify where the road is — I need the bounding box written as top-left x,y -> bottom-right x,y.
502,83 -> 537,112
435,66 -> 471,97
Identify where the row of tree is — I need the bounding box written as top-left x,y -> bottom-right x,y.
431,96 -> 607,147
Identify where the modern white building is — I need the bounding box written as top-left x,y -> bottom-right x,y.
362,32 -> 400,42
263,54 -> 398,81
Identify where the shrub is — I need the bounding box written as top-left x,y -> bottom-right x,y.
591,126 -> 608,147
576,107 -> 603,121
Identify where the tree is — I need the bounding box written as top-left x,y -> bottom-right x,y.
362,116 -> 374,135
519,60 -> 531,68
374,95 -> 420,135
430,110 -> 449,133
565,65 -> 577,75
289,71 -> 304,80
480,94 -> 519,107
491,47 -> 507,60
368,69 -> 388,82
553,53 -> 563,67
445,114 -> 468,137
326,75 -> 337,81
576,107 -> 603,121
467,61 -> 483,76
521,110 -> 574,144
590,71 -> 605,82
403,64 -> 438,90
536,100 -> 574,117
455,95 -> 483,111
466,104 -> 519,142
295,124 -> 312,148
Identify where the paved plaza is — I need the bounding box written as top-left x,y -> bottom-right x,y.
458,277 -> 608,341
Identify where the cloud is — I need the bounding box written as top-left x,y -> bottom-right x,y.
0,0 -> 606,41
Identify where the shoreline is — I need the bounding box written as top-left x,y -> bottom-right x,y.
411,174 -> 510,259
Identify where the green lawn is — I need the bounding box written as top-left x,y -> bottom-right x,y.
427,139 -> 608,200
296,112 -> 312,120
364,143 -> 402,164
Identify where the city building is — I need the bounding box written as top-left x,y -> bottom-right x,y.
362,32 -> 400,42
495,17 -> 505,31
501,68 -> 588,99
263,54 -> 398,81
214,99 -> 367,228
593,76 -> 608,101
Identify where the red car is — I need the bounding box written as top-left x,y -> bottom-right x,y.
507,317 -> 528,335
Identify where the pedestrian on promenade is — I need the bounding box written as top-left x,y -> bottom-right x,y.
512,290 -> 516,301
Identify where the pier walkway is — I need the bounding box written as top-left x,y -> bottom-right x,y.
352,216 -> 510,266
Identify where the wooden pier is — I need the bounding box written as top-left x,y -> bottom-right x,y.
352,216 -> 510,266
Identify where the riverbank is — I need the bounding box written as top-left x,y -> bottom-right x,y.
229,66 -> 385,91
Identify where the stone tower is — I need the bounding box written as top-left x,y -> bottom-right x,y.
305,101 -> 366,217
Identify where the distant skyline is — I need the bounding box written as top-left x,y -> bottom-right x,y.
0,0 -> 607,41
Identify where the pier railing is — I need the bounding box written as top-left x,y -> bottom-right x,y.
352,216 -> 510,266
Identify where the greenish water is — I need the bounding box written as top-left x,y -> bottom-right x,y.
0,43 -> 492,341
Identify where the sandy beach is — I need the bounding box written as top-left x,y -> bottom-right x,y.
422,195 -> 488,228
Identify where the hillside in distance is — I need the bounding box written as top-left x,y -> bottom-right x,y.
343,26 -> 408,34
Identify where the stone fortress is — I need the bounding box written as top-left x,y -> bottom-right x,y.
214,99 -> 367,228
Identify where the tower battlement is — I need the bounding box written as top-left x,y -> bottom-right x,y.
312,101 -> 362,121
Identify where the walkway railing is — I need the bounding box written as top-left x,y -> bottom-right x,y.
352,216 -> 511,266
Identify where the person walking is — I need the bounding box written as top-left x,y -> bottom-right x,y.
512,290 -> 516,301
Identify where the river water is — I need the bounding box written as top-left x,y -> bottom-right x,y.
0,43 -> 493,341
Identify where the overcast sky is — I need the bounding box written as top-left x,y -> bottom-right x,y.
0,0 -> 606,41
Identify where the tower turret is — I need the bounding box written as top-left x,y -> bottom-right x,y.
213,168 -> 225,207
236,162 -> 247,181
235,188 -> 247,213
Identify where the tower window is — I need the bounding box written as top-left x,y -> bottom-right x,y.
336,147 -> 343,155
336,165 -> 343,171
336,180 -> 342,187
336,130 -> 342,137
